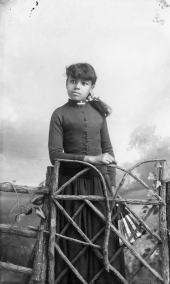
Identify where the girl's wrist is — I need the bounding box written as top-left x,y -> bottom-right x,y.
84,156 -> 95,164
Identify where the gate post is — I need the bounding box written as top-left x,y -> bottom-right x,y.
159,162 -> 169,284
40,167 -> 52,284
166,180 -> 170,277
48,161 -> 60,284
29,225 -> 44,284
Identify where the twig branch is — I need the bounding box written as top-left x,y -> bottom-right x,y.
0,182 -> 49,194
54,159 -> 111,271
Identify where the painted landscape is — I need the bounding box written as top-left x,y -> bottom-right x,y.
1,0 -> 170,283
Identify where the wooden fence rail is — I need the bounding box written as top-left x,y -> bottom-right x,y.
0,158 -> 169,284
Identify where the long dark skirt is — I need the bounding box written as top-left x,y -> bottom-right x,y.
55,169 -> 125,284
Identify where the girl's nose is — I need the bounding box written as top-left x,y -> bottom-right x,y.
74,81 -> 81,89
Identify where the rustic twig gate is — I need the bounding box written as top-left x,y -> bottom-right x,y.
0,158 -> 169,284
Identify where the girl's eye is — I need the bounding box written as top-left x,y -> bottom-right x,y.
71,80 -> 76,83
82,82 -> 88,86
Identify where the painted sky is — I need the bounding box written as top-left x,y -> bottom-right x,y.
0,0 -> 170,185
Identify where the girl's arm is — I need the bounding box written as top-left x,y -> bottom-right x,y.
100,117 -> 116,187
84,118 -> 116,186
48,112 -> 85,165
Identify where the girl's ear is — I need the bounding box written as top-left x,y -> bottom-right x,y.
89,86 -> 95,99
90,85 -> 95,92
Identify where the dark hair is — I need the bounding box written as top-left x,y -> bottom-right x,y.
66,63 -> 97,85
89,98 -> 112,117
66,63 -> 112,117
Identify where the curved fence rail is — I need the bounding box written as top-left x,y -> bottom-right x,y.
0,158 -> 169,284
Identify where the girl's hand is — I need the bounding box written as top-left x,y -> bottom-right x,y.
84,153 -> 117,165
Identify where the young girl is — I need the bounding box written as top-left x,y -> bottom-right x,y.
48,63 -> 125,283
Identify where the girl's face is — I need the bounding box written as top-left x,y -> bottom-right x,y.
66,76 -> 94,102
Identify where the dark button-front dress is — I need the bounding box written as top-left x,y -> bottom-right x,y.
48,99 -> 125,284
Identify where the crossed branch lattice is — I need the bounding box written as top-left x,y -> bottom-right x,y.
51,159 -> 168,284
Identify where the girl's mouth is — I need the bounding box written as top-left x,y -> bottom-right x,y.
72,92 -> 80,95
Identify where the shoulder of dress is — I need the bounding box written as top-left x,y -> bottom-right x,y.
52,103 -> 68,115
51,102 -> 75,121
87,102 -> 104,120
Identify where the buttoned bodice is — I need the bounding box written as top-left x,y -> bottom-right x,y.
48,99 -> 116,185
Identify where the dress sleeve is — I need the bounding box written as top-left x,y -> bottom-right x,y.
100,117 -> 116,187
48,112 -> 85,165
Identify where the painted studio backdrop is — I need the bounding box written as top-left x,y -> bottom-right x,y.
0,0 -> 170,282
